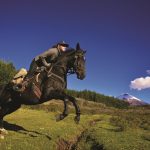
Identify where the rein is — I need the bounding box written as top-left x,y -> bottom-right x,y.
45,64 -> 65,83
44,50 -> 78,82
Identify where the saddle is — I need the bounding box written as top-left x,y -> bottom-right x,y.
10,68 -> 42,99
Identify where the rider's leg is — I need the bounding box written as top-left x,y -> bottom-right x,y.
26,59 -> 38,78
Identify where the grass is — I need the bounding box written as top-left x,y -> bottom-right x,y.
76,121 -> 150,150
0,99 -> 150,150
0,108 -> 104,150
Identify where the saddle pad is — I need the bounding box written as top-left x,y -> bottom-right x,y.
31,83 -> 42,99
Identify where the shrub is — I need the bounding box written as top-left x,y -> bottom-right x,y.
0,60 -> 16,85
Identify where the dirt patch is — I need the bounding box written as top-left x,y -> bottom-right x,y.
57,119 -> 103,150
71,129 -> 104,150
57,138 -> 73,150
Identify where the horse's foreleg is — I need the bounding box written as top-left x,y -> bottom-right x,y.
66,95 -> 80,124
63,98 -> 69,116
56,98 -> 69,121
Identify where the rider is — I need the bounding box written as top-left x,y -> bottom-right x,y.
11,41 -> 69,91
27,40 -> 69,77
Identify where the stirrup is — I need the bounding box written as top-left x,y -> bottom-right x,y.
12,84 -> 24,92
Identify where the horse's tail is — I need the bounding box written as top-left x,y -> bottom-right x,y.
0,84 -> 10,106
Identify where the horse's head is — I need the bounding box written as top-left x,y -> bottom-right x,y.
48,43 -> 86,80
68,43 -> 86,80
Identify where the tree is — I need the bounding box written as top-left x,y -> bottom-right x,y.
66,89 -> 129,109
0,60 -> 16,85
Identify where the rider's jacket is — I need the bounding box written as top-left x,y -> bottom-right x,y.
35,47 -> 61,64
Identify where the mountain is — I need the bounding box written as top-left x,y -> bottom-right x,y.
117,93 -> 148,106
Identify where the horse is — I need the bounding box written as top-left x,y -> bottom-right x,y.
0,43 -> 86,135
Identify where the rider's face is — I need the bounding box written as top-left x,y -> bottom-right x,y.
58,45 -> 67,52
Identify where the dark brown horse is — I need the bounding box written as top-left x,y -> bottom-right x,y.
0,43 -> 86,135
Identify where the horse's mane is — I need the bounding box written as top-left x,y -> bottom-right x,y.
62,48 -> 75,55
55,48 -> 84,63
57,48 -> 76,60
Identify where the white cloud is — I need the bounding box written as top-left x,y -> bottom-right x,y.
130,76 -> 150,90
146,70 -> 150,75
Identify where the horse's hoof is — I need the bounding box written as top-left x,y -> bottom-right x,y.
74,116 -> 80,124
0,128 -> 8,135
0,134 -> 5,140
56,114 -> 65,122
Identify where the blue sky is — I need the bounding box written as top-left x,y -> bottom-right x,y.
0,0 -> 150,103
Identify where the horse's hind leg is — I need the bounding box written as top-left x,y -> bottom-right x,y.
0,100 -> 21,133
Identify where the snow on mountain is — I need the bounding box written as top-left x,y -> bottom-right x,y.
117,93 -> 141,101
117,93 -> 148,106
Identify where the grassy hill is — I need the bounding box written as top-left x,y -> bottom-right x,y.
0,99 -> 150,150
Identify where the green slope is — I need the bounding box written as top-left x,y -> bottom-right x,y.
0,108 -> 103,150
0,106 -> 149,150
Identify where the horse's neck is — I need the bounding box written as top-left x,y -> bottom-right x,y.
53,61 -> 67,77
54,55 -> 72,73
48,55 -> 73,80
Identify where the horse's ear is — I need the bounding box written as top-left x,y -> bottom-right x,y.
76,43 -> 80,50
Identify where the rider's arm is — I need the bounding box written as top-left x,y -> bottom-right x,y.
39,56 -> 51,67
38,48 -> 57,59
35,48 -> 58,67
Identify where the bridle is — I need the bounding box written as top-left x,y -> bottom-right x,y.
40,51 -> 85,82
67,53 -> 81,75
